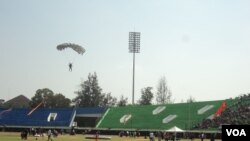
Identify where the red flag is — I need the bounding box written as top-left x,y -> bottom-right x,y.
27,101 -> 43,116
214,101 -> 227,117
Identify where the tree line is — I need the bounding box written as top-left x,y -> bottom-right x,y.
1,72 -> 191,108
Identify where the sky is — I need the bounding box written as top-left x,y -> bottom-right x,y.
0,0 -> 250,104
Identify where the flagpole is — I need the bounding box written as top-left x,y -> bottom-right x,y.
27,101 -> 43,116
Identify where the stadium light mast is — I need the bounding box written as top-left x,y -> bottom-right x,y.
129,32 -> 141,105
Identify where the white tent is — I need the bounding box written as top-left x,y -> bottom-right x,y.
165,126 -> 184,141
166,126 -> 184,132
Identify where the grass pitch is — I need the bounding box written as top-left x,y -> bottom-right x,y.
0,132 -> 221,141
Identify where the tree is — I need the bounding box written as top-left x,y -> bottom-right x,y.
100,93 -> 117,107
186,95 -> 196,103
30,88 -> 54,108
0,99 -> 4,108
117,95 -> 128,107
138,87 -> 154,105
156,76 -> 173,104
30,88 -> 71,108
73,72 -> 104,107
53,93 -> 71,108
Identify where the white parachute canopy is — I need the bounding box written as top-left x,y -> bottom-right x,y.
57,43 -> 85,55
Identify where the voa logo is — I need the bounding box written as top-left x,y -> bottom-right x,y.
226,129 -> 246,137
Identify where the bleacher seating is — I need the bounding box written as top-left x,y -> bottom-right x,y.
194,94 -> 250,129
1,98 -> 243,130
96,99 -> 234,130
0,108 -> 74,127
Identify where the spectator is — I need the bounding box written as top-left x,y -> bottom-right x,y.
47,129 -> 53,141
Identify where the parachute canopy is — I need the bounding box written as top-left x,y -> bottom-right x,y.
57,43 -> 85,55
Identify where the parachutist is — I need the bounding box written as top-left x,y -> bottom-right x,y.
69,63 -> 73,71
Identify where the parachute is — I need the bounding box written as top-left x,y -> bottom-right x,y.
57,43 -> 85,71
57,43 -> 85,55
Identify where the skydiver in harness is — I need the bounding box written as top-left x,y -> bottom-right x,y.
69,63 -> 73,71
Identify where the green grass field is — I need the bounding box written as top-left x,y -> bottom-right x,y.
0,132 -> 221,141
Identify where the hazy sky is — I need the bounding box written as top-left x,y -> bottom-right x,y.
1,0 -> 250,103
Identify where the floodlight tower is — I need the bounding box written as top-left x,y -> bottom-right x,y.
129,32 -> 141,105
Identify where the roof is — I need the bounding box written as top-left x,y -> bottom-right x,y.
166,126 -> 184,132
4,95 -> 30,108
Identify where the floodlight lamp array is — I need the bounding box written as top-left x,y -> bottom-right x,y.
129,32 -> 140,53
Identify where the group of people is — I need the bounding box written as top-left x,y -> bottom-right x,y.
194,94 -> 250,129
149,131 -> 180,141
118,130 -> 218,141
20,129 -> 28,140
20,128 -> 60,140
119,130 -> 140,138
119,131 -> 180,141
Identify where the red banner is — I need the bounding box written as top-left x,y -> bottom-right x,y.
214,101 -> 227,117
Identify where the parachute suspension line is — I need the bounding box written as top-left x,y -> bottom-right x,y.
71,54 -> 78,65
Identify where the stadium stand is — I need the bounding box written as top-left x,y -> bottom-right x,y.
0,107 -> 106,128
96,99 -> 234,130
0,108 -> 74,127
194,94 -> 250,129
1,97 -> 248,132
